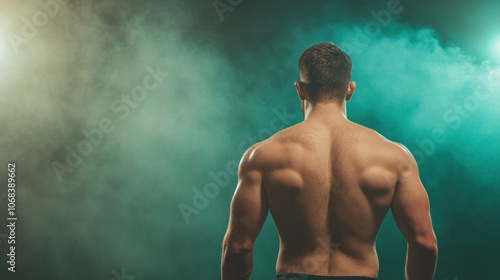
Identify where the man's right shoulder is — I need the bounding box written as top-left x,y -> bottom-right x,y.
240,138 -> 290,170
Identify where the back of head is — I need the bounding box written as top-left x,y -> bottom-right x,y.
299,42 -> 352,103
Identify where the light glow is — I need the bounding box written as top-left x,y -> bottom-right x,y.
0,39 -> 5,62
494,37 -> 500,57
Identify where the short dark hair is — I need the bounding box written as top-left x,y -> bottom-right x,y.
298,42 -> 352,103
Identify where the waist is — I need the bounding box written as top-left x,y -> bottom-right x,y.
276,273 -> 376,280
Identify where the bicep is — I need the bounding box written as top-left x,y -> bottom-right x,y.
391,150 -> 434,243
225,163 -> 268,246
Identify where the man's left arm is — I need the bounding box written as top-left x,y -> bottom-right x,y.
221,145 -> 269,280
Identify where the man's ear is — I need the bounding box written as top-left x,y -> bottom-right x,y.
295,81 -> 307,101
345,81 -> 356,102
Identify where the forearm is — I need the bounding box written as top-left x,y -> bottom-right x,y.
405,243 -> 438,280
221,246 -> 253,280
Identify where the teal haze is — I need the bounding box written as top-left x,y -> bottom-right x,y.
0,0 -> 498,279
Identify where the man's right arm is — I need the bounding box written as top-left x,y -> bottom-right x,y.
391,144 -> 438,280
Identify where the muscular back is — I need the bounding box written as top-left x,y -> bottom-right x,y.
258,118 -> 405,277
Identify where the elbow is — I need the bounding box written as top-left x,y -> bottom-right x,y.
223,240 -> 254,256
409,235 -> 438,256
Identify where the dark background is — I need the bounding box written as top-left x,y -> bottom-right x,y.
0,0 -> 499,279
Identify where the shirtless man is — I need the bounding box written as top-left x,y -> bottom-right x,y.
221,42 -> 438,280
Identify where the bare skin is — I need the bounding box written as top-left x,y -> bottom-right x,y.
221,82 -> 438,280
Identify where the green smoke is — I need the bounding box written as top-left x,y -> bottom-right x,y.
0,0 -> 498,279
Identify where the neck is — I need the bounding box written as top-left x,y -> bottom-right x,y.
303,101 -> 347,121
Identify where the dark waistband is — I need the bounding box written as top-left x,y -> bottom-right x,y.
275,272 -> 376,280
